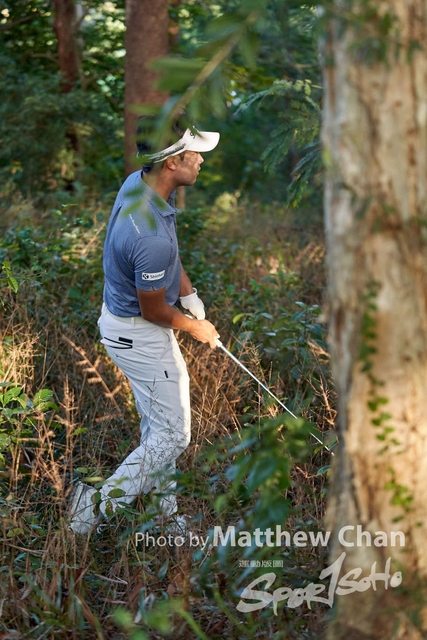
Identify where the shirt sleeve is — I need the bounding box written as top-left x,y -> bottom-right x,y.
131,235 -> 172,292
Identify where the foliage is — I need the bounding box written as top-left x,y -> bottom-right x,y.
0,0 -> 125,197
0,383 -> 57,473
0,261 -> 18,297
0,207 -> 105,324
1,0 -> 323,205
320,0 -> 422,66
236,79 -> 322,206
0,0 -> 334,637
178,204 -> 330,415
0,55 -> 123,197
0,195 -> 332,638
148,0 -> 323,205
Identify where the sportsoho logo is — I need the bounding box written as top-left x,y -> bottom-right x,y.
237,552 -> 403,613
233,525 -> 405,614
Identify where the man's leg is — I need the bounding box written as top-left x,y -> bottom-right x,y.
98,308 -> 191,517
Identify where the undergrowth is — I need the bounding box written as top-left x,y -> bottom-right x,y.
0,195 -> 335,639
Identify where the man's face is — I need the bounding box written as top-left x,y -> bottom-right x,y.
175,151 -> 204,186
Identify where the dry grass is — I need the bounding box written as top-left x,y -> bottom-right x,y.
0,202 -> 333,639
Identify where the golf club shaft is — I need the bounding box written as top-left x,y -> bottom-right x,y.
215,339 -> 334,455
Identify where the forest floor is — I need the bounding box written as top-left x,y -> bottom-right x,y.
0,192 -> 335,639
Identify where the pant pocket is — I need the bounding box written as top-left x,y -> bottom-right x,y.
100,319 -> 171,362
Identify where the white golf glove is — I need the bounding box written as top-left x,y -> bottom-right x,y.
180,288 -> 205,319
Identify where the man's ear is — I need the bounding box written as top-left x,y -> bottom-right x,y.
164,156 -> 178,171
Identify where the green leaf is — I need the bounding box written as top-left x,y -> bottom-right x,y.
33,389 -> 53,406
68,286 -> 83,300
157,559 -> 169,580
246,458 -> 279,493
316,465 -> 330,476
113,608 -> 134,629
1,408 -> 17,420
232,313 -> 248,323
7,527 -> 24,538
7,276 -> 19,293
151,56 -> 205,92
32,389 -> 57,412
239,30 -> 259,69
84,476 -> 104,484
367,396 -> 389,412
16,395 -> 28,409
3,387 -> 23,404
225,458 -> 250,484
371,413 -> 393,427
105,500 -> 114,518
214,494 -> 228,513
206,14 -> 242,41
0,433 -> 11,451
107,488 -> 126,499
72,427 -> 88,436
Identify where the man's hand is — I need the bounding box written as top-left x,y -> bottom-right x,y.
179,288 -> 205,319
187,318 -> 219,348
137,287 -> 219,348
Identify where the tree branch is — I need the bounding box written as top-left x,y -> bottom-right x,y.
170,9 -> 262,122
0,15 -> 37,31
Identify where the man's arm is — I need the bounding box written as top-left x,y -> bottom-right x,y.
137,286 -> 218,348
179,261 -> 194,297
178,260 -> 205,319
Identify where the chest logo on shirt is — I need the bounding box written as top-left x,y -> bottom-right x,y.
141,270 -> 165,281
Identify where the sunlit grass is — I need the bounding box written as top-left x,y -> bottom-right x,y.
0,198 -> 333,639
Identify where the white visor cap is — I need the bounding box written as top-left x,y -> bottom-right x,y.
146,128 -> 220,163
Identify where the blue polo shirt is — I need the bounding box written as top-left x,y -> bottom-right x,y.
103,171 -> 181,317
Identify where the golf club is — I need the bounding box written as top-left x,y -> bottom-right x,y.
215,338 -> 335,456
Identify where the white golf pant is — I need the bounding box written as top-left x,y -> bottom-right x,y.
97,304 -> 191,518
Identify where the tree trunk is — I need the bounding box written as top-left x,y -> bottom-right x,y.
53,0 -> 80,93
322,1 -> 427,638
124,0 -> 169,176
53,0 -> 81,164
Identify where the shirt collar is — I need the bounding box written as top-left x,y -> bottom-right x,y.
140,174 -> 177,218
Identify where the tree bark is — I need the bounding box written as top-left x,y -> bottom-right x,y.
124,0 -> 169,176
52,0 -> 81,165
322,1 -> 427,638
53,0 -> 80,93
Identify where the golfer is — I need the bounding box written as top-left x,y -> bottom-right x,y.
70,119 -> 220,533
